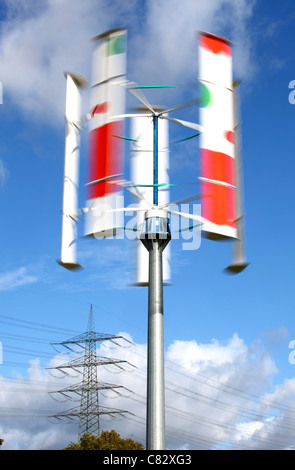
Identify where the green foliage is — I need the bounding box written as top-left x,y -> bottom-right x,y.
63,430 -> 144,450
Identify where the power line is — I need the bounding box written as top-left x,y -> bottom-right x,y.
0,331 -> 54,344
0,313 -> 81,335
2,312 -> 295,449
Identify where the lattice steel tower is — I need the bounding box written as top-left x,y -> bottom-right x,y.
48,305 -> 134,439
79,305 -> 99,436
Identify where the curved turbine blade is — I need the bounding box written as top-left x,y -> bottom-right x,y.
158,193 -> 201,209
158,97 -> 199,116
110,207 -> 149,214
161,116 -> 203,132
118,179 -> 155,208
168,133 -> 200,146
199,176 -> 236,189
127,82 -> 155,114
110,113 -> 152,120
166,209 -> 207,225
174,223 -> 202,233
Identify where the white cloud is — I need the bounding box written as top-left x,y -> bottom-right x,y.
1,331 -> 295,450
0,359 -> 77,450
0,2 -> 85,120
0,0 -> 124,122
0,159 -> 9,186
131,0 -> 256,87
166,333 -> 248,369
0,0 -> 257,123
0,265 -> 39,290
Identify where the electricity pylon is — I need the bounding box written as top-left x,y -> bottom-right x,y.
79,305 -> 100,437
48,305 -> 134,439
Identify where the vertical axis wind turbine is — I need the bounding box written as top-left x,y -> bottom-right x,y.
57,28 -> 249,451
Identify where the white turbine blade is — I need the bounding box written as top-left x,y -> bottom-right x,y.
158,193 -> 201,209
126,186 -> 155,207
110,113 -> 153,120
127,83 -> 155,114
117,179 -> 155,208
176,223 -> 202,233
198,32 -> 237,241
158,98 -> 199,116
59,73 -> 86,270
199,176 -> 236,189
109,207 -> 149,213
161,116 -> 203,132
85,174 -> 123,187
167,210 -> 207,225
85,28 -> 127,239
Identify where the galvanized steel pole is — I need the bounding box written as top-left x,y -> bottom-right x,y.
140,114 -> 170,450
146,239 -> 165,450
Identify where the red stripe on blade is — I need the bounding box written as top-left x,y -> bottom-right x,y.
201,149 -> 236,227
87,121 -> 123,199
200,33 -> 231,56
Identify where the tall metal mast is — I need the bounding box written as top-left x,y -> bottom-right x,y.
140,115 -> 171,450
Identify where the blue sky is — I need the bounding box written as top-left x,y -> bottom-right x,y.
0,0 -> 295,450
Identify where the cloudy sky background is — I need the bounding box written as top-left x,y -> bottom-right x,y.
1,0 -> 295,450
